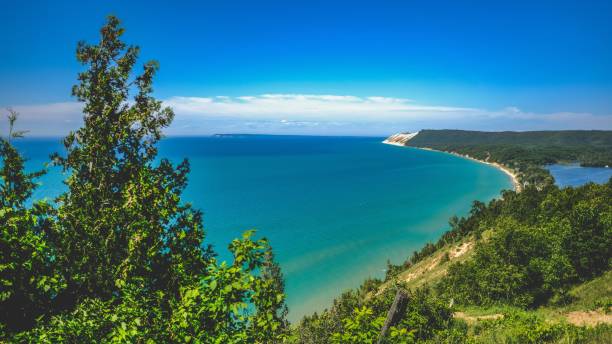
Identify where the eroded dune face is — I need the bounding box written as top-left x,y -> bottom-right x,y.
382,132 -> 419,146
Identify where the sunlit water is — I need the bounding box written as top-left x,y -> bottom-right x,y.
15,135 -> 512,320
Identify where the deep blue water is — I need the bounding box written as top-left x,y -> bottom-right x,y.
548,163 -> 612,187
14,135 -> 512,320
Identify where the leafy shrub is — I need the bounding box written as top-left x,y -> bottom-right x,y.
294,286 -> 454,343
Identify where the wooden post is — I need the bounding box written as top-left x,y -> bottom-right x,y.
377,290 -> 409,344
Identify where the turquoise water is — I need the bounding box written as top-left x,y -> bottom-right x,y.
548,164 -> 612,187
15,135 -> 512,320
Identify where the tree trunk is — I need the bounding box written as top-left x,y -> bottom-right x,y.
377,290 -> 409,344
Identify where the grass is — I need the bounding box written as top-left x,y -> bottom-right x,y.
564,270 -> 612,312
453,304 -> 612,343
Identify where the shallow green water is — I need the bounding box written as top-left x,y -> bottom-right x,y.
17,135 -> 512,320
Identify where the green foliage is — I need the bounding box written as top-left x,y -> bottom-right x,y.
294,286 -> 455,343
407,129 -> 612,169
14,234 -> 288,343
330,306 -> 386,344
438,181 -> 612,308
408,129 -> 612,148
13,285 -> 165,343
564,270 -> 612,312
1,109 -> 43,208
50,14 -> 206,306
1,16 -> 288,342
327,306 -> 417,344
471,309 -> 612,343
168,231 -> 288,343
0,110 -> 63,332
406,129 -> 612,188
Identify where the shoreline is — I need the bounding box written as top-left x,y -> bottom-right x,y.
445,150 -> 522,193
383,141 -> 522,192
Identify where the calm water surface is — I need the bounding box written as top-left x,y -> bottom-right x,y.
548,164 -> 612,187
16,135 -> 512,320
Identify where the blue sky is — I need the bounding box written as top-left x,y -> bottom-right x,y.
1,0 -> 611,135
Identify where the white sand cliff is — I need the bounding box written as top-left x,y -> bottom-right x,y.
382,132 -> 420,146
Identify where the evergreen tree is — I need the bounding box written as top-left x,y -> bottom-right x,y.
50,14 -> 208,310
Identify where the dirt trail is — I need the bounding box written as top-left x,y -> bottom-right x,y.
454,312 -> 503,323
565,311 -> 612,326
453,310 -> 612,327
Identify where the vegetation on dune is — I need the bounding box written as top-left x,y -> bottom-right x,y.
562,270 -> 612,313
295,182 -> 611,343
467,309 -> 611,344
438,182 -> 611,308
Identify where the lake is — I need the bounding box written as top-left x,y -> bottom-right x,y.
548,164 -> 612,187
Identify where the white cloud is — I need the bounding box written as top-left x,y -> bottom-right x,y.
1,102 -> 84,136
2,94 -> 611,136
164,94 -> 477,122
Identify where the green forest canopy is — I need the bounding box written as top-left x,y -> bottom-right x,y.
406,129 -> 612,168
409,129 -> 612,147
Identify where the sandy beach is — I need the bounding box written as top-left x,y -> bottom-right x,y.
445,151 -> 522,192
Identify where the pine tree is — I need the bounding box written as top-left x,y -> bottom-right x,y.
51,16 -> 209,308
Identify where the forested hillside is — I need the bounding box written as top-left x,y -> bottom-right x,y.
403,129 -> 612,189
294,181 -> 612,343
407,129 -> 612,168
409,130 -> 612,148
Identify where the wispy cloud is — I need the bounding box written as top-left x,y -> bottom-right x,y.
1,102 -> 84,136
3,94 -> 611,136
165,94 -> 477,121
